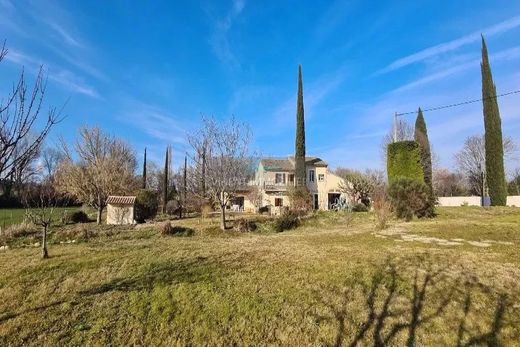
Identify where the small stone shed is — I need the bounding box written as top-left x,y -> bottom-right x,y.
106,196 -> 136,225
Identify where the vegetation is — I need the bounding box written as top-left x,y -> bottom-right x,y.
134,189 -> 159,223
455,134 -> 516,196
56,126 -> 137,224
337,168 -> 385,207
63,210 -> 90,224
142,148 -> 147,189
387,141 -> 424,183
273,210 -> 300,232
414,108 -> 433,190
481,36 -> 507,205
388,177 -> 433,220
1,208 -> 519,345
188,116 -> 254,230
294,65 -> 306,188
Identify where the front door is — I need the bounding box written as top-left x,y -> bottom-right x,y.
313,194 -> 319,210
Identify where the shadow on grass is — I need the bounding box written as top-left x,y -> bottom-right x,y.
314,255 -> 519,346
80,256 -> 221,296
0,300 -> 65,324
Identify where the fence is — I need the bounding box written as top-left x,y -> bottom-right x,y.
437,196 -> 520,207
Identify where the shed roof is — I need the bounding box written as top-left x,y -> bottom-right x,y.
107,196 -> 136,205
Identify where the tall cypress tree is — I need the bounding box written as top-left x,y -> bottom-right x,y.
481,35 -> 507,206
142,147 -> 147,189
162,146 -> 169,213
414,108 -> 432,189
183,155 -> 187,218
294,65 -> 306,188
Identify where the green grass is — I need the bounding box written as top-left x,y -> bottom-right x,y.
0,207 -> 83,227
1,207 -> 520,345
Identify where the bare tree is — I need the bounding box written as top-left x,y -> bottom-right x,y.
189,116 -> 253,230
433,168 -> 469,197
0,42 -> 62,183
246,186 -> 263,212
337,168 -> 386,206
25,181 -> 59,259
56,126 -> 137,224
41,146 -> 64,179
380,118 -> 414,163
455,135 -> 516,195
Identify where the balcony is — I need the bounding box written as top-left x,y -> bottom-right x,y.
263,181 -> 293,191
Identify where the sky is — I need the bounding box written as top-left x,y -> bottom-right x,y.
1,0 -> 520,173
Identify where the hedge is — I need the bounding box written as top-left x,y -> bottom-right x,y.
387,141 -> 424,183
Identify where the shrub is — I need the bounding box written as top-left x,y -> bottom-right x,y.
287,186 -> 312,212
352,203 -> 369,212
273,211 -> 300,232
1,222 -> 38,239
165,199 -> 181,216
372,189 -> 392,230
234,219 -> 257,232
62,210 -> 90,224
135,189 -> 158,223
160,221 -> 194,236
387,141 -> 424,183
388,177 -> 433,221
258,206 -> 269,214
201,203 -> 213,219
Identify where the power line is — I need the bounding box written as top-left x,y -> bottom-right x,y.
395,89 -> 520,116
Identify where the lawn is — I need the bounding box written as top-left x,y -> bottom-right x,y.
1,207 -> 519,346
0,207 -> 82,228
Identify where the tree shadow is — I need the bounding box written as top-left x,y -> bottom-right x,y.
313,255 -> 518,346
80,256 -> 224,296
0,300 -> 65,324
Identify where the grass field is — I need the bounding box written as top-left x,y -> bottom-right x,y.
0,207 -> 82,228
1,207 -> 520,346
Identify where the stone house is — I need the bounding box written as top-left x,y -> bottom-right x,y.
106,196 -> 136,225
233,156 -> 347,213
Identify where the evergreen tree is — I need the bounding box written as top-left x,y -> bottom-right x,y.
294,65 -> 306,188
182,155 -> 187,218
481,35 -> 507,206
414,108 -> 432,189
162,146 -> 169,213
142,147 -> 147,189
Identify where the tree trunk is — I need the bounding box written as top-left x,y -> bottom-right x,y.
97,206 -> 103,224
42,225 -> 48,259
220,204 -> 226,230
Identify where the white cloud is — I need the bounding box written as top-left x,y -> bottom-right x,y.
5,48 -> 100,98
121,101 -> 188,149
377,15 -> 520,74
208,0 -> 246,67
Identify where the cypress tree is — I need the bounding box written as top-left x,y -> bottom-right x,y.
414,108 -> 432,189
294,65 -> 306,188
162,146 -> 169,213
182,155 -> 187,219
481,35 -> 507,206
142,147 -> 147,189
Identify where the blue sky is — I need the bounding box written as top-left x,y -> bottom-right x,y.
1,0 -> 520,172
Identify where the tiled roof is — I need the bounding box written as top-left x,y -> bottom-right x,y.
260,158 -> 294,171
260,156 -> 328,171
107,196 -> 136,205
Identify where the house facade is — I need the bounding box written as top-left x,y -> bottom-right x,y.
234,156 -> 347,213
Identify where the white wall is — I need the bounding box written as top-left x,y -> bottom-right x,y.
437,196 -> 520,207
107,204 -> 135,224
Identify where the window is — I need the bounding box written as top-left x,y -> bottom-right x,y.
275,198 -> 283,207
309,169 -> 315,182
288,174 -> 294,183
318,173 -> 325,182
275,173 -> 286,184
